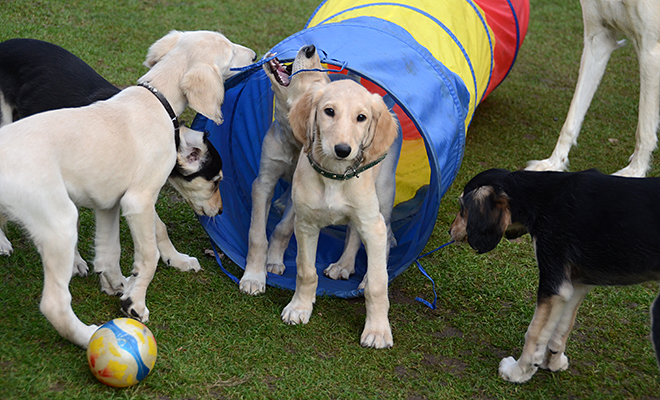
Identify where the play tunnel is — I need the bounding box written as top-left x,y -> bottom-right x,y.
191,0 -> 529,297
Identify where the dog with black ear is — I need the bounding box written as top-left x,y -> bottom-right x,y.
0,38 -> 225,274
450,168 -> 660,383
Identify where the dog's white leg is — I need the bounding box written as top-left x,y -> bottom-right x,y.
0,226 -> 12,256
499,282 -> 574,383
241,161 -> 287,295
72,248 -> 89,277
119,202 -> 159,323
0,91 -> 13,128
35,201 -> 97,348
540,283 -> 592,372
92,206 -> 127,296
357,214 -> 392,349
265,199 -> 295,275
614,39 -> 660,177
281,220 -> 319,325
527,20 -> 621,172
324,223 -> 360,280
155,213 -> 201,272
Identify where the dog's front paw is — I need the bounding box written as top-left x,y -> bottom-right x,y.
499,356 -> 536,383
0,235 -> 13,256
540,352 -> 569,372
239,271 -> 266,295
165,253 -> 201,272
525,158 -> 567,172
281,301 -> 312,325
360,326 -> 393,349
120,296 -> 150,323
267,262 -> 285,275
324,263 -> 353,280
97,271 -> 128,296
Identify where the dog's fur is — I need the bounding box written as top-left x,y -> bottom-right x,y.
240,45 -> 399,296
0,39 -> 226,275
527,0 -> 660,177
0,30 -> 255,347
449,168 -> 660,382
282,79 -> 399,348
239,45 -> 331,295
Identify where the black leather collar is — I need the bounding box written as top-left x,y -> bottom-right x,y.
138,82 -> 180,142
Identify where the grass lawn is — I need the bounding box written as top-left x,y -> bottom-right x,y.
1,0 -> 659,399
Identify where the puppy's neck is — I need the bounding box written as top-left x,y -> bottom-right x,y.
139,69 -> 187,116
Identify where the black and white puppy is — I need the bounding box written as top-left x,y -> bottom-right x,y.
449,168 -> 660,383
0,38 -> 223,273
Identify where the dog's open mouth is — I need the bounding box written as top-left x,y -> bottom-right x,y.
268,57 -> 293,87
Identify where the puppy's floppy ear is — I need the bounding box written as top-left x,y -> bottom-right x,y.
465,186 -> 511,254
363,93 -> 399,164
182,64 -> 225,124
289,87 -> 323,151
144,30 -> 182,68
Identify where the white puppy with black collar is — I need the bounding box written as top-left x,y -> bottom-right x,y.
0,30 -> 255,347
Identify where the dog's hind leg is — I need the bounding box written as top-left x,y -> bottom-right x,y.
33,200 -> 98,347
499,281 -> 575,383
614,37 -> 660,177
324,223 -> 360,281
526,13 -> 622,172
155,213 -> 201,272
265,198 -> 294,275
93,205 -> 127,296
539,283 -> 592,372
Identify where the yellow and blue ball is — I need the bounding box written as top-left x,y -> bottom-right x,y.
87,318 -> 157,387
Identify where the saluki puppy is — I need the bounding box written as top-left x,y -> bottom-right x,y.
283,79 -> 399,348
0,38 -> 225,274
240,45 -> 331,295
0,30 -> 255,347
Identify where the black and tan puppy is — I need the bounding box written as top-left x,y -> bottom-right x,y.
449,168 -> 660,383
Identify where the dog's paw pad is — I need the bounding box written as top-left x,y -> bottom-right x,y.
267,263 -> 285,275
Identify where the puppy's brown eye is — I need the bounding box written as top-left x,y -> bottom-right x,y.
357,114 -> 366,122
324,108 -> 334,117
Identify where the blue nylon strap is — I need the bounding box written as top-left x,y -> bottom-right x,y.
414,240 -> 454,309
211,240 -> 240,284
229,48 -> 348,76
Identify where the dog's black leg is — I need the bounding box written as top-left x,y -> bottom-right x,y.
651,291 -> 660,369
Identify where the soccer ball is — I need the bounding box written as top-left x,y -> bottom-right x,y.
87,318 -> 158,387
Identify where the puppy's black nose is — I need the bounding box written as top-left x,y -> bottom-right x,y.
334,144 -> 351,158
303,44 -> 316,59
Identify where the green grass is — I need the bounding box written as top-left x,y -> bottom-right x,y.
1,0 -> 659,398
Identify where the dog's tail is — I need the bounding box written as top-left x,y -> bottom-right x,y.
651,292 -> 660,371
